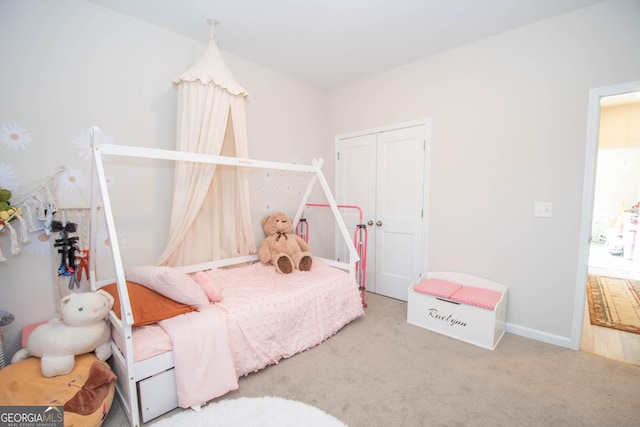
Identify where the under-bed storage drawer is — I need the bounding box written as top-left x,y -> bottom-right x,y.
138,368 -> 179,423
407,274 -> 508,350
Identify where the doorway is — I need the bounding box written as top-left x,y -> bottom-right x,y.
575,80 -> 640,363
589,90 -> 640,280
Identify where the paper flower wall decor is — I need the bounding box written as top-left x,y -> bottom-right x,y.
59,167 -> 87,193
0,122 -> 31,151
96,227 -> 128,259
0,163 -> 18,192
73,128 -> 113,161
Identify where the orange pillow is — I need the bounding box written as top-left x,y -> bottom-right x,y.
101,281 -> 196,326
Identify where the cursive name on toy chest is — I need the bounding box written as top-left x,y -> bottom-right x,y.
427,308 -> 467,327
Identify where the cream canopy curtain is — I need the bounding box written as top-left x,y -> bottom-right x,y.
157,37 -> 256,267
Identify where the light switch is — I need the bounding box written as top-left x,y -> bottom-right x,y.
534,202 -> 553,218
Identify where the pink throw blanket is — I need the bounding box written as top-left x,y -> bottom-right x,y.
158,306 -> 238,408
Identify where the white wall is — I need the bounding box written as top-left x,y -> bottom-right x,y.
327,0 -> 640,346
0,0 -> 328,361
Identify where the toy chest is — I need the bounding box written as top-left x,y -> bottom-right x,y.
407,271 -> 508,350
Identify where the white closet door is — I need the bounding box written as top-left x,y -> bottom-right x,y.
335,133 -> 377,293
336,122 -> 427,301
375,126 -> 425,300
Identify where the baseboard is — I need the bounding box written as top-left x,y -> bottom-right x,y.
505,322 -> 573,349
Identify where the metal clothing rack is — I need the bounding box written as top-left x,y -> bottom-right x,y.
298,203 -> 368,307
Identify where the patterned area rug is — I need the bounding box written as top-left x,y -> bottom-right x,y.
587,275 -> 640,334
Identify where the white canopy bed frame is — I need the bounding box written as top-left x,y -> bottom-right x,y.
88,128 -> 362,426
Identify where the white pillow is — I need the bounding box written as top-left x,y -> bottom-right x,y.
125,265 -> 210,310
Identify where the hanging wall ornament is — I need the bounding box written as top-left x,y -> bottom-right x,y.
0,167 -> 64,261
50,208 -> 90,304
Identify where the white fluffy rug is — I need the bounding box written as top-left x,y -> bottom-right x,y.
151,396 -> 348,427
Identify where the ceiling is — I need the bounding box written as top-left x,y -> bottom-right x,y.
86,0 -> 608,90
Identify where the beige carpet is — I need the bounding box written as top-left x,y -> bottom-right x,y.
587,275 -> 640,334
104,292 -> 640,427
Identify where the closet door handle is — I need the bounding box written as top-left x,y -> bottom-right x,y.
376,221 -> 383,226
367,220 -> 374,226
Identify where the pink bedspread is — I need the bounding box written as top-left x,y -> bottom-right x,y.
128,260 -> 364,408
205,261 -> 364,377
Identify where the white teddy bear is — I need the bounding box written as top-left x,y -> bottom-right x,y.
11,290 -> 114,377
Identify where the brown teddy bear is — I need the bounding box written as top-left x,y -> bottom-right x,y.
258,212 -> 312,274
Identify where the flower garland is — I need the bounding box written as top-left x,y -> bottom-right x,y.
0,167 -> 63,261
